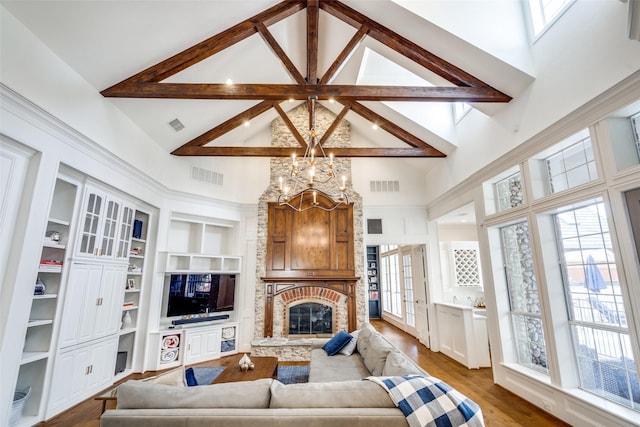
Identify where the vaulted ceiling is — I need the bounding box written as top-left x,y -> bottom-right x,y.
101,0 -> 511,159
3,0 -> 526,161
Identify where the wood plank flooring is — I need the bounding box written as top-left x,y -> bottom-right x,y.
39,319 -> 569,426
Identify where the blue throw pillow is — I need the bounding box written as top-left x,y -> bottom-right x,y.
323,330 -> 353,356
184,367 -> 198,386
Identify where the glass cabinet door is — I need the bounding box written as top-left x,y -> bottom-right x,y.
116,205 -> 134,259
100,199 -> 120,257
79,192 -> 103,256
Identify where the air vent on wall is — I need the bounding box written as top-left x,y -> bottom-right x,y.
169,118 -> 185,132
367,219 -> 383,234
190,166 -> 223,186
369,180 -> 400,192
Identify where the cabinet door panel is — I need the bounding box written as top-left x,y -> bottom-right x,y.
78,191 -> 104,256
186,332 -> 204,363
95,265 -> 125,338
117,204 -> 135,259
47,346 -> 90,416
100,199 -> 120,257
87,338 -> 117,394
77,266 -> 103,343
203,329 -> 221,360
58,264 -> 102,347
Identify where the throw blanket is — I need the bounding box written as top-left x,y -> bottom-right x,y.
366,375 -> 484,427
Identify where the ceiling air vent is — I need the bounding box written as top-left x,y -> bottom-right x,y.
190,166 -> 223,186
169,118 -> 185,132
369,180 -> 400,192
367,219 -> 383,235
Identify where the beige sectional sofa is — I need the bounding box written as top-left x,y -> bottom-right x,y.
99,323 -> 471,427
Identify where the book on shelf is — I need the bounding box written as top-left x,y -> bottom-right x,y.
123,301 -> 135,307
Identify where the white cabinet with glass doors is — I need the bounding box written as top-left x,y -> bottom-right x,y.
76,185 -> 135,260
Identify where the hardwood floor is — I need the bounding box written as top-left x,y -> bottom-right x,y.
370,320 -> 569,427
41,319 -> 569,426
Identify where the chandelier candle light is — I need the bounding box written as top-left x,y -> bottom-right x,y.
276,96 -> 349,212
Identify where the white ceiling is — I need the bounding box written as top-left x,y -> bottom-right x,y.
1,0 -> 530,158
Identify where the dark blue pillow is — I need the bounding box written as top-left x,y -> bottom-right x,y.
184,367 -> 198,386
323,330 -> 353,356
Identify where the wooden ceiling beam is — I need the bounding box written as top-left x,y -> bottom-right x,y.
171,100 -> 276,152
318,105 -> 351,146
101,0 -> 305,91
320,0 -> 507,96
274,103 -> 308,149
320,25 -> 368,85
256,22 -> 306,85
342,100 -> 444,155
102,83 -> 510,102
307,0 -> 320,84
172,146 -> 444,157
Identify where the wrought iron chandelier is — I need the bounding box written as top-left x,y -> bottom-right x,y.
276,96 -> 349,212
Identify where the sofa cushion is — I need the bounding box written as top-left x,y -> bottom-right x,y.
269,380 -> 395,408
364,333 -> 395,376
141,366 -> 186,387
309,348 -> 371,382
382,351 -> 424,376
356,323 -> 376,360
338,329 -> 360,356
323,330 -> 352,356
117,378 -> 273,409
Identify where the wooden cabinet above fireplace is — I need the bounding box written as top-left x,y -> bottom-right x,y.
263,198 -> 356,280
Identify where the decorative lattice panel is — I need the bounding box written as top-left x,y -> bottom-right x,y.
454,249 -> 481,286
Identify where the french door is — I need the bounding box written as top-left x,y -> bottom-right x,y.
379,245 -> 428,339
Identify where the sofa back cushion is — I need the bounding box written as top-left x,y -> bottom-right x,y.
363,333 -> 395,376
269,380 -> 395,408
116,378 -> 273,409
141,366 -> 186,387
382,351 -> 425,376
356,323 -> 376,360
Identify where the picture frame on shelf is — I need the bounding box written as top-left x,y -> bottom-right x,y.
126,278 -> 135,290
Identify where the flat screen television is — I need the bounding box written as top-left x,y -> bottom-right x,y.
166,273 -> 236,317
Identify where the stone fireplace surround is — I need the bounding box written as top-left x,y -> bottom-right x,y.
254,102 -> 365,340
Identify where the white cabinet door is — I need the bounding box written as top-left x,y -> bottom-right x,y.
86,338 -> 118,395
99,197 -> 121,258
47,337 -> 116,417
76,186 -> 133,261
203,328 -> 221,360
94,265 -> 126,338
47,345 -> 90,416
185,327 -> 221,364
59,263 -> 126,347
77,189 -> 106,257
58,264 -> 102,348
116,204 -> 135,260
185,330 -> 204,364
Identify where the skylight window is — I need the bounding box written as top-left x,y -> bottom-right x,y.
528,0 -> 575,38
453,103 -> 471,123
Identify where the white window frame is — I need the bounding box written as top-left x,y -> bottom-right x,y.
527,0 -> 576,41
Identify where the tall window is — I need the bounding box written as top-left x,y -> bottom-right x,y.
500,221 -> 549,373
528,0 -> 574,37
554,199 -> 639,409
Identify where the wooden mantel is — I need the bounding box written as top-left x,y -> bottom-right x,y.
262,194 -> 358,337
